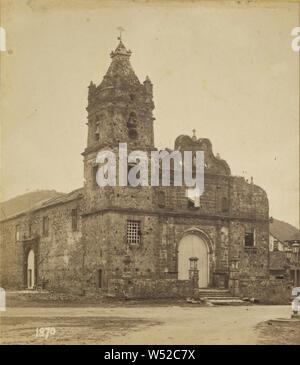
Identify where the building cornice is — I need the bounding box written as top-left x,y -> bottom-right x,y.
81,206 -> 269,223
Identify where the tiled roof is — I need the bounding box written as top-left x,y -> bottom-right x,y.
0,188 -> 83,222
270,218 -> 300,242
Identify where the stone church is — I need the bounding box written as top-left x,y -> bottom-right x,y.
0,39 -> 273,299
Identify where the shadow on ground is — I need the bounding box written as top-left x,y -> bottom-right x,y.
256,319 -> 300,344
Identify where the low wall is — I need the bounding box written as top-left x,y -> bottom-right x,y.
239,277 -> 292,304
108,278 -> 193,299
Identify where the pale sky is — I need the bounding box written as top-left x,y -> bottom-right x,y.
0,0 -> 299,227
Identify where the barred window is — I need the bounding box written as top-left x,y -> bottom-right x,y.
127,220 -> 141,245
245,229 -> 255,247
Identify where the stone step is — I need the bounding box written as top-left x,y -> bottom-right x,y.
186,296 -> 248,306
208,299 -> 247,305
199,294 -> 231,296
202,296 -> 239,301
198,291 -> 232,298
198,289 -> 230,293
198,288 -> 229,292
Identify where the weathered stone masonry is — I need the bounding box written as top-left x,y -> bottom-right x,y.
0,190 -> 83,291
0,39 -> 278,300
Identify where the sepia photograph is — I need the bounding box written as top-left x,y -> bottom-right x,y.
0,0 -> 299,351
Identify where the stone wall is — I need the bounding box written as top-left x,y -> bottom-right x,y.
81,211 -> 161,293
229,220 -> 269,278
0,217 -> 25,288
0,195 -> 83,292
239,277 -> 292,304
230,177 -> 269,219
107,278 -> 193,298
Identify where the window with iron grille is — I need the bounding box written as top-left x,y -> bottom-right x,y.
127,220 -> 141,245
244,230 -> 255,247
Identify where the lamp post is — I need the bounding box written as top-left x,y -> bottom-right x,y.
292,242 -> 299,257
286,248 -> 292,261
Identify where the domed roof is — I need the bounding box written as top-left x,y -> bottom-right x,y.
98,40 -> 141,89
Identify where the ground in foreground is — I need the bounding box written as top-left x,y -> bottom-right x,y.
1,304 -> 298,344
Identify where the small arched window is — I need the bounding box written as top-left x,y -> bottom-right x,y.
127,112 -> 138,139
94,115 -> 100,141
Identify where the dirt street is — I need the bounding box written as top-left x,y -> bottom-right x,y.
0,304 -> 297,345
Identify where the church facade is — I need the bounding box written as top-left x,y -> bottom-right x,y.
0,40 -> 272,299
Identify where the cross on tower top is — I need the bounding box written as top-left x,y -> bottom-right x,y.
117,26 -> 125,41
192,129 -> 197,141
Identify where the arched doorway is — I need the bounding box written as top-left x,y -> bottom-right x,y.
178,234 -> 209,288
27,249 -> 35,289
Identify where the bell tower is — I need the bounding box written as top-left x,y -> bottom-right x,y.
82,37 -> 155,207
83,38 -> 155,155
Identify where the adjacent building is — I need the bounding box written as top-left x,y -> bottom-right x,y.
269,218 -> 300,287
